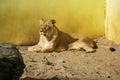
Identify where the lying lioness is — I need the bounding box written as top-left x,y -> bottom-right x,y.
28,19 -> 97,53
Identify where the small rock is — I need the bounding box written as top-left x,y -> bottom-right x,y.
109,47 -> 116,52
107,75 -> 111,78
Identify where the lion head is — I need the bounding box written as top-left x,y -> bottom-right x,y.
39,19 -> 57,38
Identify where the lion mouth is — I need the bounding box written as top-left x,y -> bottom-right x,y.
40,31 -> 46,36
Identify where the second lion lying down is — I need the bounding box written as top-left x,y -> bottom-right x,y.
28,19 -> 97,53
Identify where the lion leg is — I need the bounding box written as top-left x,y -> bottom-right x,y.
69,42 -> 96,53
55,46 -> 67,52
28,45 -> 41,52
40,43 -> 55,52
82,46 -> 96,53
41,47 -> 54,52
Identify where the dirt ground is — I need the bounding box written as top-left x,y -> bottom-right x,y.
20,36 -> 120,80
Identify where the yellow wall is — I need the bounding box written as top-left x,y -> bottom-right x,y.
0,0 -> 104,45
106,0 -> 120,44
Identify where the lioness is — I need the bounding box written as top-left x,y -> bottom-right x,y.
28,19 -> 97,53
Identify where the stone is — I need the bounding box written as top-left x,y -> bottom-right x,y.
0,43 -> 25,80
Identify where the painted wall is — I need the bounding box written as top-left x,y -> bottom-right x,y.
0,0 -> 104,45
106,0 -> 120,44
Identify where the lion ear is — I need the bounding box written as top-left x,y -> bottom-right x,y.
51,19 -> 56,24
40,18 -> 44,25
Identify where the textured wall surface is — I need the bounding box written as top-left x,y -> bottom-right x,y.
106,0 -> 120,44
0,0 -> 104,45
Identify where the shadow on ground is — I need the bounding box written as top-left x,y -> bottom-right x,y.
21,77 -> 60,80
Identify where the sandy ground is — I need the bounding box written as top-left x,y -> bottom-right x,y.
20,36 -> 120,80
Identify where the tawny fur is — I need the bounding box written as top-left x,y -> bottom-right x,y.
28,19 -> 97,53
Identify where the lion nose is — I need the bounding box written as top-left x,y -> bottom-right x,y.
40,30 -> 43,32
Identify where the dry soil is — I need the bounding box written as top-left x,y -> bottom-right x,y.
20,36 -> 120,80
